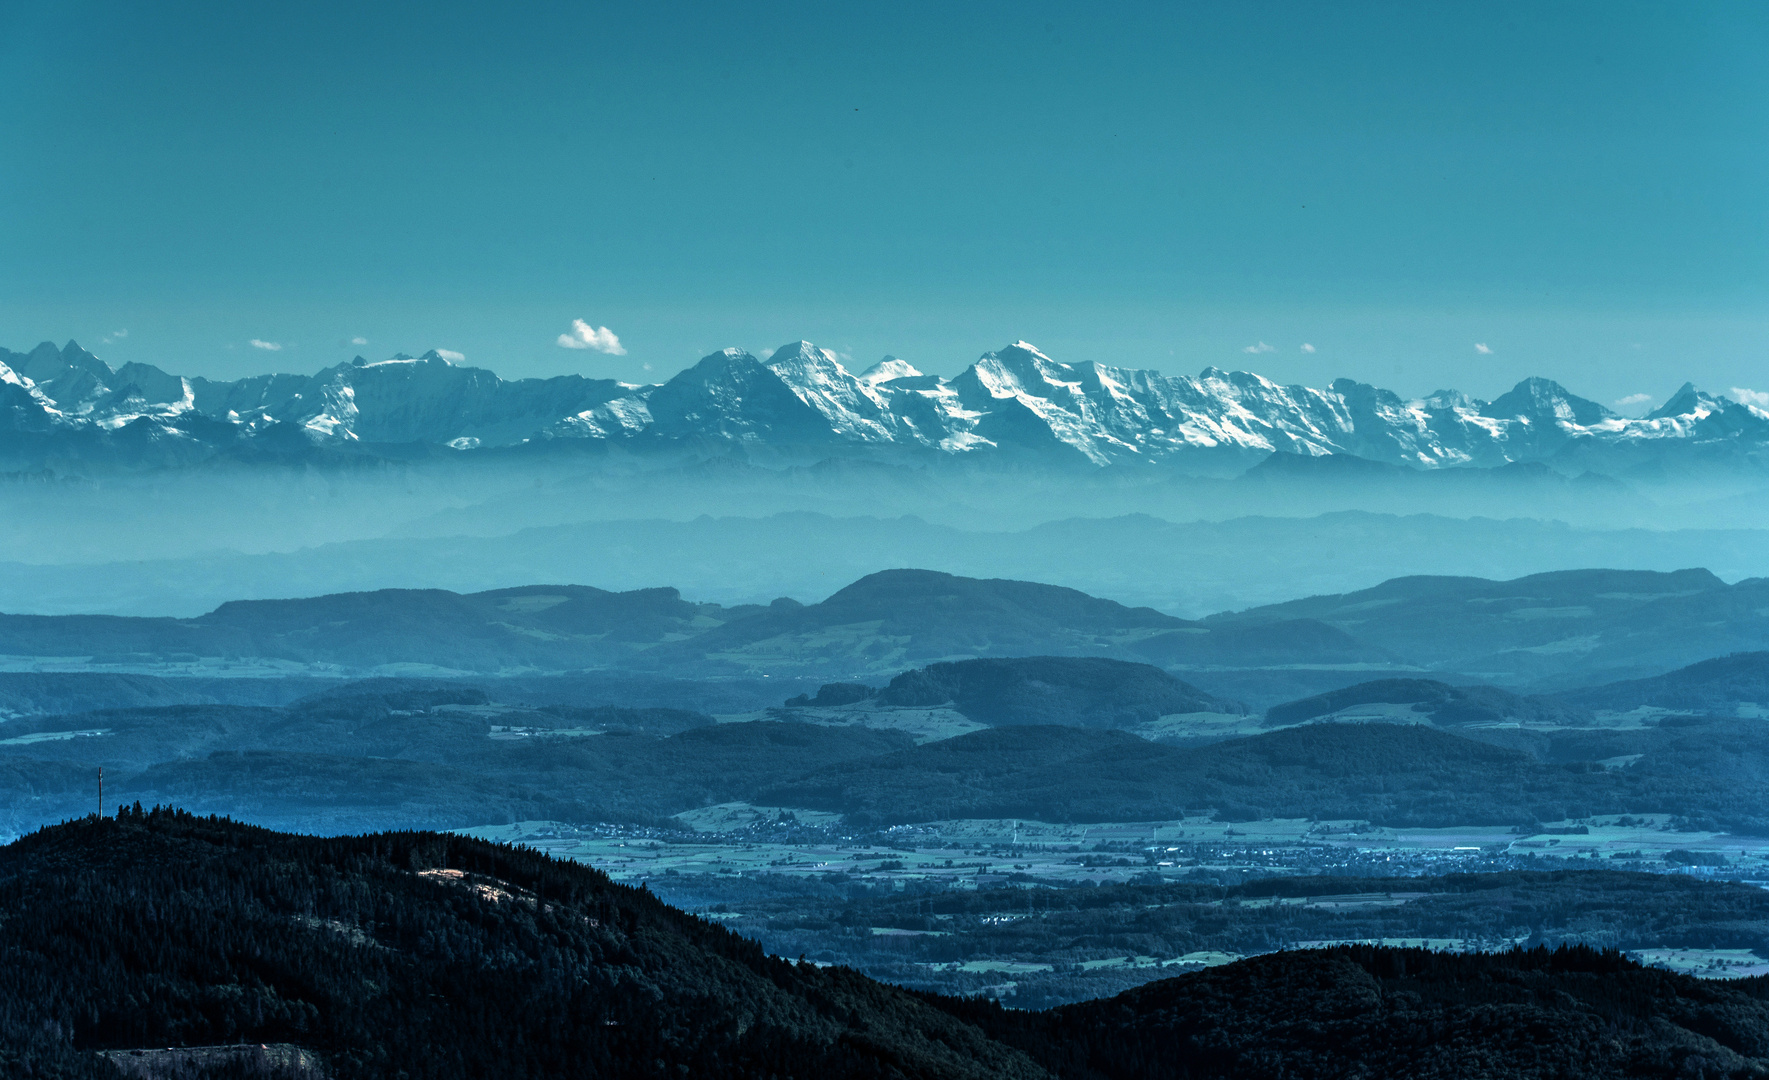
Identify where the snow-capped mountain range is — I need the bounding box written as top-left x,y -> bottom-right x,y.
3,337 -> 1766,472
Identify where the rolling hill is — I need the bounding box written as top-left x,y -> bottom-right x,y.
787,656 -> 1244,728
4,811 -> 1768,1079
642,569 -> 1191,677
1263,677 -> 1590,728
0,809 -> 1046,1079
1556,651 -> 1769,716
6,566 -> 1769,689
1211,568 -> 1769,686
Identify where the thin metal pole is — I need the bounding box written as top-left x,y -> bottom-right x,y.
98,767 -> 103,818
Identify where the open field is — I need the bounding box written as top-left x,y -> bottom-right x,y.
453,805 -> 1769,1002
1630,948 -> 1769,979
457,807 -> 1769,892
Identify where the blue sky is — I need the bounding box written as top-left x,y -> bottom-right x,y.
1,0 -> 1765,406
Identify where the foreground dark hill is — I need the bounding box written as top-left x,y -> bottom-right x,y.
963,945 -> 1769,1080
6,812 -> 1769,1080
0,809 -> 1044,1079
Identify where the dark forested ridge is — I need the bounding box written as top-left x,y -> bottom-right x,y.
6,812 -> 1769,1079
786,656 -> 1244,727
13,674 -> 1769,837
954,945 -> 1769,1080
0,685 -> 914,834
763,719 -> 1769,832
0,808 -> 1047,1080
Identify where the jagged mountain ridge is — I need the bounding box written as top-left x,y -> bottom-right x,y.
3,337 -> 1766,470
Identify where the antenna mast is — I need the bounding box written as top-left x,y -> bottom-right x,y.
98,767 -> 103,818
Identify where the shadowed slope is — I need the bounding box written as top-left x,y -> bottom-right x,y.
0,809 -> 1047,1079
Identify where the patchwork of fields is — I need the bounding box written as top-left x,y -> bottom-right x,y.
459,808 -> 1769,889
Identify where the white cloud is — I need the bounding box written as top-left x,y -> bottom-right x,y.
1614,393 -> 1654,409
1728,388 -> 1769,409
1300,343 -> 1315,353
436,349 -> 465,362
1242,341 -> 1276,354
100,329 -> 128,344
249,339 -> 283,351
1474,343 -> 1492,354
351,336 -> 368,346
557,319 -> 627,355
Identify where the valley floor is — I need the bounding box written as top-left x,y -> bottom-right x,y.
458,808 -> 1769,889
457,808 -> 1769,1005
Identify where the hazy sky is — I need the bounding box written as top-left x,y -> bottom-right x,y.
2,1 -> 1765,405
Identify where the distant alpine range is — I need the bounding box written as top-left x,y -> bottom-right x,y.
3,337 -> 1764,472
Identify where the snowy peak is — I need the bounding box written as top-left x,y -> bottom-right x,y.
9,340 -> 116,414
2,335 -> 1766,473
1482,377 -> 1613,427
859,357 -> 923,384
642,348 -> 840,444
1648,382 -> 1705,421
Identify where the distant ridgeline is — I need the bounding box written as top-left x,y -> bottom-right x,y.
4,566 -> 1769,838
0,566 -> 1765,688
8,657 -> 1769,836
6,810 -> 1769,1079
4,337 -> 1766,473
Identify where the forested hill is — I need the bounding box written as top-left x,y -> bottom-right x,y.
8,811 -> 1769,1079
0,808 -> 1045,1079
954,945 -> 1769,1079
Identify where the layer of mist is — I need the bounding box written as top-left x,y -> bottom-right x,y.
3,454 -> 1769,617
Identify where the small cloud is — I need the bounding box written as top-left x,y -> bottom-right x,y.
1729,388 -> 1769,409
1474,343 -> 1492,354
351,336 -> 368,346
101,329 -> 128,344
557,318 -> 627,355
1242,341 -> 1276,354
436,349 -> 465,362
249,339 -> 283,351
1614,393 -> 1654,409
1300,343 -> 1316,353
642,362 -> 653,371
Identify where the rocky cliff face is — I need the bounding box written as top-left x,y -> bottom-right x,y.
3,337 -> 1766,472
